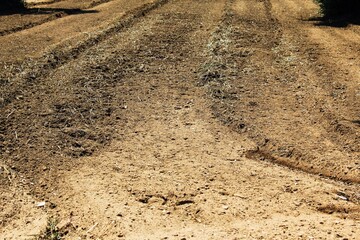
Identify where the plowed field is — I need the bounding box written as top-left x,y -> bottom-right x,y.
0,0 -> 359,239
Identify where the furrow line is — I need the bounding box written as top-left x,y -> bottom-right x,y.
0,0 -> 170,109
0,0 -> 114,37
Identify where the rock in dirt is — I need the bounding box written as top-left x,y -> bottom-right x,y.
176,200 -> 195,206
36,201 -> 46,207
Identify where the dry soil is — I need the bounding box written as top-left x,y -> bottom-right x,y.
0,0 -> 359,239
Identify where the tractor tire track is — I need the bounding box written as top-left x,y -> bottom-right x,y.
1,0 -> 359,238
200,0 -> 359,183
0,0 -> 169,109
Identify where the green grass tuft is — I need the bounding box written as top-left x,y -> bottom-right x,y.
36,218 -> 61,240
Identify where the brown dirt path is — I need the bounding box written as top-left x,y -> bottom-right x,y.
0,0 -> 155,62
0,0 -> 114,36
0,0 -> 359,239
203,0 -> 359,183
270,0 -> 360,181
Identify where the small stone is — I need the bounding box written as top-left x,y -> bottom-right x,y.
36,201 -> 46,207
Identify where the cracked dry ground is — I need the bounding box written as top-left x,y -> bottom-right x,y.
0,0 -> 359,239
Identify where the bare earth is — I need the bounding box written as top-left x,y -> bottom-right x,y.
0,0 -> 359,239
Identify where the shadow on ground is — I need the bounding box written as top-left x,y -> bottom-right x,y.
307,15 -> 360,27
0,7 -> 98,16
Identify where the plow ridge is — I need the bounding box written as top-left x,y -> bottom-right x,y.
0,0 -> 170,109
0,0 -> 359,238
0,0 -> 114,37
199,0 -> 359,184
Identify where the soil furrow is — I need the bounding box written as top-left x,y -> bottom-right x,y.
0,0 -> 114,37
44,0 -> 357,238
0,0 -> 170,229
0,0 -> 169,109
201,0 -> 359,183
0,0 -> 359,239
